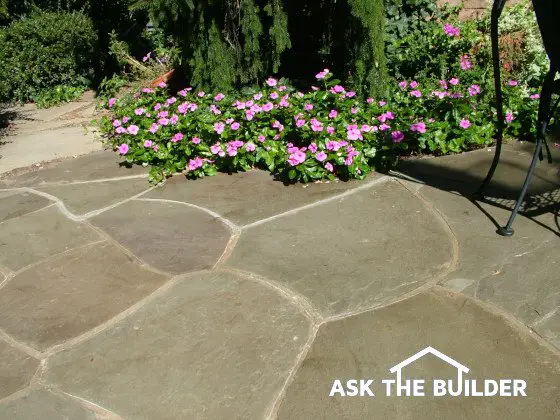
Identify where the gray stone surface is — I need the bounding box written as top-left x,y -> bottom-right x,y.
37,178 -> 151,215
0,150 -> 146,187
92,200 -> 231,274
0,242 -> 168,351
227,181 -> 454,316
145,170 -> 374,225
277,289 -> 560,420
0,206 -> 101,271
44,271 -> 312,420
0,388 -> 96,420
0,192 -> 51,223
534,310 -> 560,350
0,341 -> 39,400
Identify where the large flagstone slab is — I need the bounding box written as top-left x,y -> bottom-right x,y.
277,289 -> 560,419
43,271 -> 312,420
226,181 -> 454,317
91,200 -> 231,274
37,178 -> 151,215
145,170 -> 374,225
0,341 -> 39,400
0,388 -> 96,419
0,242 -> 168,352
0,192 -> 51,223
418,186 -> 560,335
0,150 -> 146,187
0,206 -> 101,271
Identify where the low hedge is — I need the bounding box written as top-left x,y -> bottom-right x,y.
0,10 -> 98,103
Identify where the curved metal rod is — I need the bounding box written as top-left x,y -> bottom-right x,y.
476,0 -> 508,197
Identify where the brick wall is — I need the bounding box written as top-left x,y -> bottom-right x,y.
440,0 -> 490,19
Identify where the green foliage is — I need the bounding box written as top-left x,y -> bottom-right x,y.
34,85 -> 85,108
0,10 -> 97,103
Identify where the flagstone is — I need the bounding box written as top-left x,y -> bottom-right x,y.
43,271 -> 312,420
0,192 -> 51,223
0,341 -> 39,400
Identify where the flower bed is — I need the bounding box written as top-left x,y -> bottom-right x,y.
99,29 -> 540,184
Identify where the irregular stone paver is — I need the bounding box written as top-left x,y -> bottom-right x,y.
37,178 -> 151,215
0,192 -> 51,223
418,185 -> 560,336
396,143 -> 560,199
0,341 -> 39,400
145,170 -> 374,225
0,388 -> 96,419
91,200 -> 231,274
0,242 -> 168,351
277,289 -> 560,419
44,271 -> 312,420
0,206 -> 101,271
227,181 -> 454,317
0,150 -> 146,188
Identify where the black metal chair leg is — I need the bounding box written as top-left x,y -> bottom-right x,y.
476,0 -> 507,198
497,68 -> 556,236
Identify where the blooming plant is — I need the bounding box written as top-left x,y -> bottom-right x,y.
99,23 -> 541,184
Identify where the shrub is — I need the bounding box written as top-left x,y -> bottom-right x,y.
0,10 -> 98,103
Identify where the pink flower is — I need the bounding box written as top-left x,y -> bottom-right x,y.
379,101 -> 387,106
391,131 -> 405,143
127,125 -> 139,135
346,126 -> 363,141
197,91 -> 206,97
351,108 -> 358,114
112,119 -> 121,127
214,93 -> 225,101
143,140 -> 153,148
170,115 -> 179,125
266,78 -> 278,87
135,108 -> 145,115
270,92 -> 279,100
231,122 -> 240,130
310,119 -> 323,132
214,122 -> 225,134
192,137 -> 201,144
272,120 -> 284,132
154,103 -> 162,111
226,118 -> 234,124
254,92 -> 263,100
439,80 -> 448,90
326,140 -> 342,151
505,112 -> 514,124
172,133 -> 184,143
398,81 -> 408,89
142,52 -> 152,62
167,97 -> 177,105
178,89 -> 188,97
316,68 -> 329,79
153,145 -> 159,152
459,119 -> 471,129
142,88 -> 155,94
410,90 -> 422,98
157,111 -> 169,118
210,143 -> 222,154
361,124 -> 372,133
158,81 -> 167,88
379,123 -> 391,131
327,126 -> 335,135
329,109 -> 338,119
309,143 -> 318,153
159,118 -> 169,126
115,127 -> 126,134
449,78 -> 459,86
245,142 -> 256,152
262,102 -> 274,112
443,23 -> 460,37
187,157 -> 204,171
246,110 -> 255,121
279,86 -> 287,91
332,85 -> 345,93
304,103 -> 313,111
118,143 -> 129,155
530,94 -> 540,99
468,84 -> 481,96
410,122 -> 427,134
108,98 -> 116,108
460,55 -> 472,70
325,162 -> 334,172
149,123 -> 159,134
287,149 -> 306,166
367,98 -> 374,104
296,119 -> 306,127
315,151 -> 327,162
432,91 -> 447,99
410,81 -> 418,88
508,80 -> 518,86
346,91 -> 356,98
258,135 -> 266,143
122,116 -> 129,124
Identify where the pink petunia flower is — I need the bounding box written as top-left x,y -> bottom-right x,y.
172,133 -> 184,143
287,149 -> 306,166
304,103 -> 313,111
192,137 -> 201,144
258,135 -> 266,142
508,80 -> 518,86
316,69 -> 330,79
309,143 -> 318,153
245,142 -> 256,152
530,94 -> 540,100
214,93 -> 225,101
410,90 -> 422,98
270,92 -> 279,100
505,112 -> 514,124
144,140 -> 153,148
115,127 -> 126,134
391,131 -> 405,143
449,78 -> 459,85
410,81 -> 418,88
214,122 -> 225,134
118,143 -> 129,154
231,122 -> 240,130
459,119 -> 471,129
315,151 -> 327,162
108,98 -> 116,108
329,110 -> 338,119
266,78 -> 278,87
398,81 -> 408,89
325,162 -> 334,172
127,125 -> 139,135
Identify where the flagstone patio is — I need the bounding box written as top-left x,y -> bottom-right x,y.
0,142 -> 558,419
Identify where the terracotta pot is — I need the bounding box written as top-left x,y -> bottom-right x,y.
151,69 -> 176,88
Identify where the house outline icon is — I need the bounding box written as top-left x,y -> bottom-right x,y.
389,346 -> 470,395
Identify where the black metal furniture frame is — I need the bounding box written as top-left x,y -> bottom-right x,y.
477,0 -> 559,236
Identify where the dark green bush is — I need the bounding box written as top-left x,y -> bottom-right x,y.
0,10 -> 98,103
